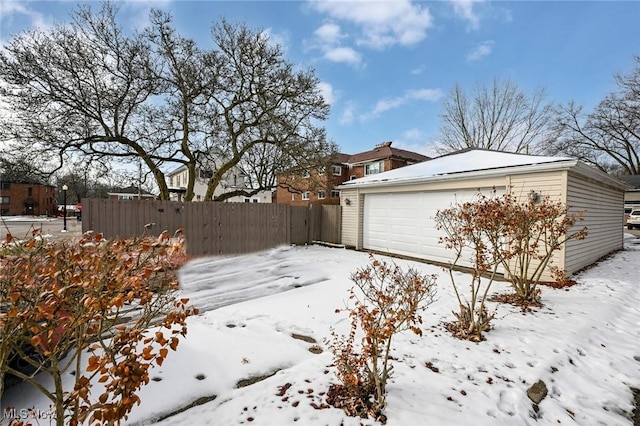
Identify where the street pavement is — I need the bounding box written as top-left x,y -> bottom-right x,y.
0,216 -> 83,243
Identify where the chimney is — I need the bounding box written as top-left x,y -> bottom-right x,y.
375,141 -> 393,149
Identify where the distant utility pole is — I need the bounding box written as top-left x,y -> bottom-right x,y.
138,158 -> 142,199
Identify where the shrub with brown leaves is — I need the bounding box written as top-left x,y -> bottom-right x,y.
435,189 -> 587,341
326,255 -> 437,421
0,231 -> 198,426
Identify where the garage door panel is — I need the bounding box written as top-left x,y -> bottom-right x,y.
363,189 -> 505,268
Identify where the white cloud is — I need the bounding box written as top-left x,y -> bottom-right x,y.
363,88 -> 443,120
324,46 -> 362,65
309,0 -> 433,49
394,131 -> 441,157
339,101 -> 357,125
305,21 -> 362,67
116,1 -> 173,32
410,88 -> 444,102
262,28 -> 291,53
402,128 -> 424,140
411,66 -> 425,75
314,22 -> 343,44
317,81 -> 338,105
449,0 -> 484,30
467,40 -> 494,61
393,140 -> 433,156
0,0 -> 50,32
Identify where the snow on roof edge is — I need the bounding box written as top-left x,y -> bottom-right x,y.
339,150 -> 579,188
338,159 -> 581,189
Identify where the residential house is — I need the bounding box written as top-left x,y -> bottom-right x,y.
166,165 -> 272,203
345,141 -> 431,180
275,153 -> 351,207
0,178 -> 56,216
107,186 -> 156,201
275,141 -> 431,206
338,149 -> 627,281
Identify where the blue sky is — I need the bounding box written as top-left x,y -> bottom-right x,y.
1,0 -> 639,156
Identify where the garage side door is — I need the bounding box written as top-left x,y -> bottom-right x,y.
363,189 -> 505,268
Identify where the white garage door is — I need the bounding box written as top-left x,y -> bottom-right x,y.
363,188 -> 505,268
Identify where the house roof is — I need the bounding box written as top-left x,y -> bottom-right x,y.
346,141 -> 430,165
108,185 -> 155,196
332,153 -> 351,165
619,175 -> 640,189
2,177 -> 52,186
167,165 -> 188,177
338,149 -> 628,190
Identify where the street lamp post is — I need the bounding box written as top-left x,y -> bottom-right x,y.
62,184 -> 68,232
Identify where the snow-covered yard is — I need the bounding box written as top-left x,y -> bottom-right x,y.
3,235 -> 640,425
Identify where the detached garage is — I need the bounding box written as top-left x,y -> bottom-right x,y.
338,149 -> 627,279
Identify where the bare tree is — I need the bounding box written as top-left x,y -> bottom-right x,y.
198,21 -> 335,201
143,9 -> 210,201
546,56 -> 640,175
434,77 -> 554,154
0,3 -> 334,201
0,3 -> 175,195
0,156 -> 50,183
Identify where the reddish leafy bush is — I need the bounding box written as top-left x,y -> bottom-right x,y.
0,231 -> 197,426
326,255 -> 437,421
436,189 -> 587,341
435,192 -> 506,341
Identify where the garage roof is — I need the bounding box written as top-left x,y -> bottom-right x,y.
338,149 -> 624,189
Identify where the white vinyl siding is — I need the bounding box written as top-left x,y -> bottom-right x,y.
340,188 -> 361,248
508,171 -> 567,280
564,171 -> 624,274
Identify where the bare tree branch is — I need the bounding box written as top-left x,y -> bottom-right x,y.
434,77 -> 554,155
545,56 -> 640,175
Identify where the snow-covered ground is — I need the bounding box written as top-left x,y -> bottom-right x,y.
3,236 -> 640,425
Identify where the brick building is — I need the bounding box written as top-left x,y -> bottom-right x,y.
0,179 -> 57,216
275,142 -> 430,206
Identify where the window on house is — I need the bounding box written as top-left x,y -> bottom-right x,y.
350,175 -> 356,180
0,182 -> 9,190
318,166 -> 326,175
291,193 -> 295,201
252,199 -> 258,203
331,190 -> 340,198
28,187 -> 33,197
365,160 -> 384,175
0,196 -> 9,204
317,190 -> 326,199
332,165 -> 342,175
302,171 -> 310,178
302,191 -> 310,200
118,195 -> 134,200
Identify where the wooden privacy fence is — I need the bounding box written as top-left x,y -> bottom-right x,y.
81,199 -> 341,257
